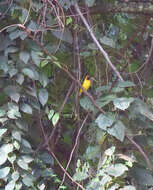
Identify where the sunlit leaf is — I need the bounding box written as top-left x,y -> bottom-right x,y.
113,97 -> 134,110
5,180 -> 15,190
0,167 -> 10,179
95,113 -> 115,130
80,97 -> 95,112
105,163 -> 128,177
0,149 -> 7,165
17,158 -> 29,170
48,109 -> 54,120
52,112 -> 59,126
31,51 -> 41,67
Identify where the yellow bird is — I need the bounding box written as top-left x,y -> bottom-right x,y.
80,75 -> 91,95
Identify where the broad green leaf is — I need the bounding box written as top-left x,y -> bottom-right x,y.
0,149 -> 7,165
5,46 -> 19,56
21,139 -> 32,149
19,8 -> 28,23
8,154 -> 16,164
5,180 -> 15,190
66,17 -> 72,25
31,51 -> 41,67
0,118 -> 8,124
0,110 -> 6,117
39,152 -> 54,164
0,56 -> 8,72
12,130 -> 21,142
15,182 -> 22,190
20,103 -> 32,114
20,155 -> 34,163
80,97 -> 95,112
7,103 -> 21,119
107,120 -> 125,142
106,183 -> 119,190
8,68 -> 18,78
101,174 -> 112,186
13,140 -> 20,150
12,171 -> 19,181
52,112 -> 59,126
105,163 -> 128,177
48,109 -> 54,120
1,144 -> 14,154
113,97 -> 134,110
130,167 -> 153,186
95,113 -> 115,130
16,74 -> 24,85
9,30 -> 21,40
40,59 -> 49,68
122,186 -> 136,190
117,81 -> 135,88
105,146 -> 115,156
4,86 -> 20,103
22,68 -> 36,80
15,119 -> 28,132
39,73 -> 49,87
52,29 -> 73,44
38,89 -> 48,106
100,36 -> 115,48
42,168 -> 54,177
22,174 -> 34,187
84,146 -> 99,160
17,158 -> 29,170
0,167 -> 10,179
0,128 -> 7,138
85,0 -> 96,7
26,87 -> 37,97
0,34 -> 12,51
19,51 -> 30,64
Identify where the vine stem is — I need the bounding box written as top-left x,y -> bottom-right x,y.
74,3 -> 124,82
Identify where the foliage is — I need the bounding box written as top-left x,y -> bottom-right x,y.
0,0 -> 153,190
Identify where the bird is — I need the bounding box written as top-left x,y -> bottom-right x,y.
79,75 -> 91,95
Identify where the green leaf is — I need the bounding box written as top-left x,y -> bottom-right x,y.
0,109 -> 6,117
84,146 -> 99,160
85,0 -> 96,7
116,81 -> 135,88
42,168 -> 54,177
40,59 -> 49,68
105,163 -> 128,177
9,30 -> 21,40
16,74 -> 24,85
31,51 -> 41,67
8,68 -> 18,78
105,146 -> 115,156
113,97 -> 134,110
5,180 -> 15,190
0,149 -> 7,165
20,103 -> 32,114
22,68 -> 36,80
13,140 -> 20,150
52,29 -> 73,44
19,51 -> 30,64
4,86 -> 20,103
107,120 -> 125,142
95,113 -> 115,130
0,128 -> 7,138
80,97 -> 95,112
122,186 -> 136,190
15,119 -> 28,132
48,109 -> 54,120
12,171 -> 19,181
12,130 -> 21,142
1,144 -> 13,154
8,154 -> 16,164
52,112 -> 59,126
21,139 -> 32,149
22,174 -> 34,187
17,158 -> 29,170
0,167 -> 10,179
20,155 -> 34,163
39,152 -> 54,164
39,73 -> 49,87
7,103 -> 21,119
100,36 -> 115,48
66,17 -> 72,25
38,89 -> 48,106
0,56 -> 8,72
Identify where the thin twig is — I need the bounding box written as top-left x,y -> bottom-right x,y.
74,3 -> 124,82
126,134 -> 153,171
59,113 -> 89,189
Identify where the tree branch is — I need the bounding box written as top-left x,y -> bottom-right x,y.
75,3 -> 124,82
